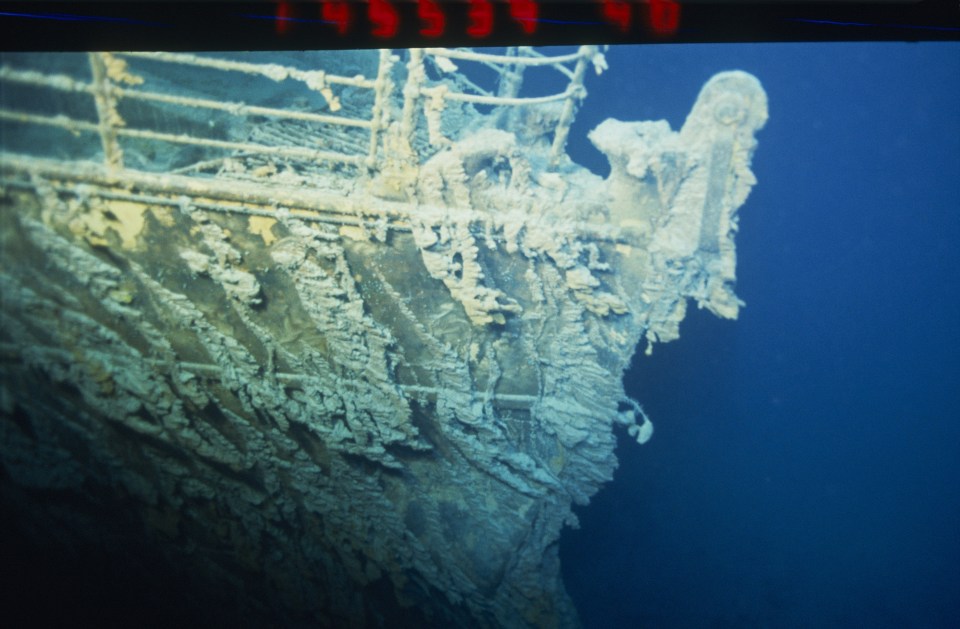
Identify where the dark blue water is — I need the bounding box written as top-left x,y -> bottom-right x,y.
561,43 -> 960,628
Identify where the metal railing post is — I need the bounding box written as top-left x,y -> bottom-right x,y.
88,52 -> 125,170
549,46 -> 595,169
400,49 -> 424,153
367,49 -> 395,170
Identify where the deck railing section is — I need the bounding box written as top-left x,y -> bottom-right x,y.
1,47 -> 605,207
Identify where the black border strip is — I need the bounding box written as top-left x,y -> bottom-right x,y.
0,1 -> 958,51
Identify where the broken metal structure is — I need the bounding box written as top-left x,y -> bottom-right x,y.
0,48 -> 767,628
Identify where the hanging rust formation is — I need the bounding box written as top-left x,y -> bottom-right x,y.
0,49 -> 767,628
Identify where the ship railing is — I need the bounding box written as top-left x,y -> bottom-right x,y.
0,52 -> 381,175
1,47 -> 605,206
406,46 -> 603,167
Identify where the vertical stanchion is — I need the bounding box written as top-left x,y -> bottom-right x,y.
549,46 -> 595,169
367,49 -> 395,170
400,48 -> 424,149
88,52 -> 124,171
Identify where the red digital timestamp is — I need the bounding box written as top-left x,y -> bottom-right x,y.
273,0 -> 681,39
